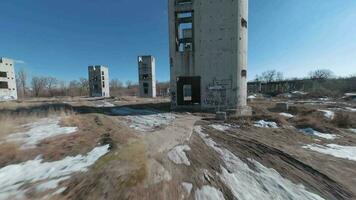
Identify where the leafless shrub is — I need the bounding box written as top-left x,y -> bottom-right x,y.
332,113 -> 352,128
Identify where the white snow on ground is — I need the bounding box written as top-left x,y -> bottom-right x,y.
303,144 -> 356,161
345,107 -> 356,112
299,128 -> 339,140
96,101 -> 115,107
36,176 -> 70,192
0,145 -> 110,199
53,187 -> 66,195
182,182 -> 193,195
248,95 -> 256,99
318,110 -> 335,120
5,117 -> 78,149
254,120 -> 278,128
167,145 -> 191,166
292,91 -> 308,95
349,129 -> 356,133
112,107 -> 175,132
195,125 -> 324,200
279,113 -> 294,118
209,124 -> 231,132
195,185 -> 225,200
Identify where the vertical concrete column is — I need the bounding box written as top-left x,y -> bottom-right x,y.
236,0 -> 252,116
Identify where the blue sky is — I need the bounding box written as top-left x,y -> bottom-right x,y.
0,0 -> 355,83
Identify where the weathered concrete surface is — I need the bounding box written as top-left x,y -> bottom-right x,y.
169,0 -> 250,115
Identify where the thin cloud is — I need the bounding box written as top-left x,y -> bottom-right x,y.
14,60 -> 26,64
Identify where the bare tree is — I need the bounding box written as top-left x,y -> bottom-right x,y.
110,79 -> 123,89
276,72 -> 284,81
31,76 -> 48,97
46,77 -> 58,97
79,78 -> 89,96
16,69 -> 27,98
309,69 -> 334,80
126,80 -> 133,89
68,80 -> 80,97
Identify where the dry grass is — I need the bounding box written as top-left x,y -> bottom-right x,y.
0,108 -> 74,138
332,112 -> 354,128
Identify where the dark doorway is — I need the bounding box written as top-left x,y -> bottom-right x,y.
143,83 -> 149,95
177,76 -> 201,105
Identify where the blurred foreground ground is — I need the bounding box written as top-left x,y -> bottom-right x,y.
0,95 -> 356,200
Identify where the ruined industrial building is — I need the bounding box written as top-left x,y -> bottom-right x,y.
0,57 -> 17,101
138,55 -> 157,98
88,65 -> 110,97
169,0 -> 250,115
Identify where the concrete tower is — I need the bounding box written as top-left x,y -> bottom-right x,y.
168,0 -> 251,115
0,58 -> 17,101
88,65 -> 110,97
138,55 -> 156,98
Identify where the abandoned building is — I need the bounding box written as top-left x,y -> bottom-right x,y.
0,58 -> 17,101
88,65 -> 110,97
168,0 -> 250,115
138,55 -> 156,98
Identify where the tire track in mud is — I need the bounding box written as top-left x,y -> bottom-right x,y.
195,123 -> 354,200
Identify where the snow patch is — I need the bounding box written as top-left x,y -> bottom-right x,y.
349,129 -> 356,133
53,187 -> 66,195
345,107 -> 356,112
279,113 -> 294,118
96,101 -> 115,107
303,144 -> 356,161
299,128 -> 338,140
196,125 -> 324,200
182,182 -> 193,195
112,107 -> 175,132
248,95 -> 256,99
318,110 -> 335,119
0,145 -> 110,199
209,124 -> 231,132
5,117 -> 78,149
168,145 -> 191,166
254,120 -> 278,128
36,176 -> 70,192
195,186 -> 225,200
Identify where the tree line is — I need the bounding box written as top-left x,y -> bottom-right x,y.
15,69 -> 170,99
254,69 -> 341,83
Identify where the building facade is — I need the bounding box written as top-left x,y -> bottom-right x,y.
138,55 -> 156,98
168,0 -> 251,115
88,65 -> 110,97
0,58 -> 17,101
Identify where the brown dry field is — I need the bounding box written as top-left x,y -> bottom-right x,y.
0,96 -> 356,200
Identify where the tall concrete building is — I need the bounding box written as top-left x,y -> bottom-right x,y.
168,0 -> 251,115
88,65 -> 110,97
138,55 -> 156,98
0,58 -> 17,101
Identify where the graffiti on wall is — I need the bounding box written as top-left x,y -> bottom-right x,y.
203,78 -> 232,108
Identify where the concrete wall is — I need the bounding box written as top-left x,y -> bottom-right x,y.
138,55 -> 157,98
88,65 -> 110,97
169,0 -> 249,114
0,58 -> 17,101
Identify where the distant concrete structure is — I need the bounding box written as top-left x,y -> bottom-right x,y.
88,65 -> 110,97
168,0 -> 251,115
0,58 -> 17,101
138,55 -> 156,98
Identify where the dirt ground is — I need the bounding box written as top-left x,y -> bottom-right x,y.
0,96 -> 356,200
